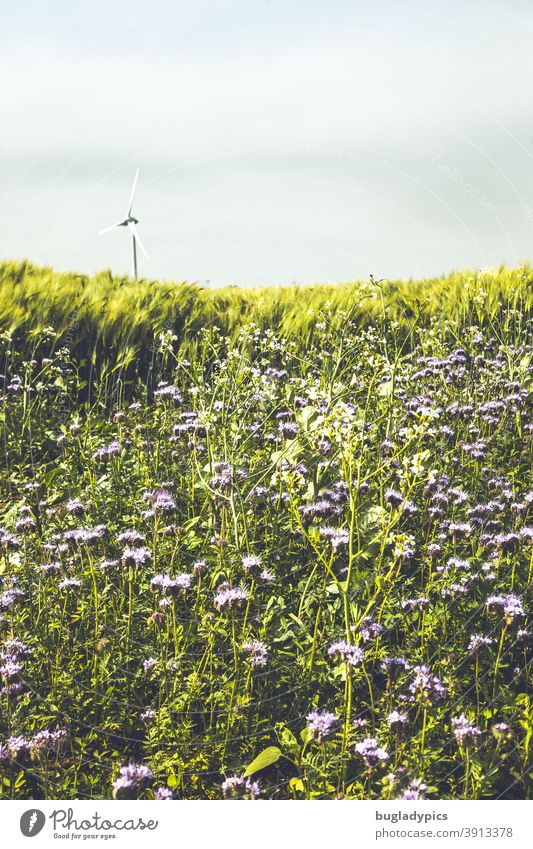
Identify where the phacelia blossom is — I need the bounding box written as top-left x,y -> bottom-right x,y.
319,527 -> 350,548
242,641 -> 268,668
355,738 -> 389,767
117,530 -> 145,546
121,547 -> 152,568
451,715 -> 481,747
143,490 -> 177,515
221,775 -> 260,800
381,656 -> 411,679
306,711 -> 337,741
358,617 -> 383,641
113,763 -> 153,799
66,498 -> 85,517
242,554 -> 262,574
150,573 -> 192,595
327,641 -> 364,667
468,635 -> 494,653
58,578 -> 81,591
214,586 -> 249,611
387,711 -> 408,729
486,594 -> 525,623
408,665 -> 446,707
93,441 -> 120,460
398,778 -> 427,800
155,786 -> 174,800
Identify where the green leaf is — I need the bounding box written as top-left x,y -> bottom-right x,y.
244,746 -> 281,777
167,773 -> 179,788
296,405 -> 321,432
276,723 -> 299,755
378,381 -> 393,397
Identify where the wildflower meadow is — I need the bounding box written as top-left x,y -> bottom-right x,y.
0,262 -> 531,800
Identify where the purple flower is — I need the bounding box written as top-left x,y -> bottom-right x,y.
154,383 -> 181,402
387,711 -> 408,729
398,778 -> 427,800
121,547 -> 152,568
242,641 -> 268,668
242,555 -> 262,574
260,568 -> 275,583
448,522 -> 473,538
6,735 -> 30,758
401,597 -> 429,611
0,529 -> 21,552
2,639 -> 31,660
214,586 -> 249,611
468,635 -> 494,653
385,490 -> 404,509
99,559 -> 119,571
140,709 -> 155,722
306,710 -> 337,741
144,490 -> 177,515
381,656 -> 411,679
492,722 -> 513,740
210,463 -> 233,491
327,641 -> 364,667
278,421 -> 299,439
451,715 -> 481,746
358,617 -> 383,642
66,498 -> 85,517
29,727 -> 67,757
66,524 -> 107,545
58,578 -> 81,591
113,763 -> 153,799
221,775 -> 260,800
93,440 -> 121,460
519,527 -> 533,545
486,594 -> 525,623
0,658 -> 22,679
320,527 -> 349,548
408,665 -> 446,707
150,573 -> 192,595
0,587 -> 24,610
355,738 -> 389,767
118,530 -> 145,546
155,786 -> 174,799
192,560 -> 208,577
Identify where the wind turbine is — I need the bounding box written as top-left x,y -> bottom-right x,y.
100,169 -> 148,279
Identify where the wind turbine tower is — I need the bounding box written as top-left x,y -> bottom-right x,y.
100,169 -> 148,279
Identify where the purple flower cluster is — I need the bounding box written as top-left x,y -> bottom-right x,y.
113,763 -> 153,799
214,586 -> 249,611
451,715 -> 481,747
242,641 -> 268,667
121,546 -> 152,567
354,737 -> 389,767
327,641 -> 364,667
221,775 -> 261,800
306,710 -> 337,741
93,441 -> 120,460
319,526 -> 350,548
408,665 -> 446,707
150,573 -> 192,595
486,594 -> 525,624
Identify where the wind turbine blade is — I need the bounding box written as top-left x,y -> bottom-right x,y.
127,168 -> 139,216
127,221 -> 148,258
99,221 -> 125,235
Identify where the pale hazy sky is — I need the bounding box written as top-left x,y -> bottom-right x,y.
2,0 -> 533,285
